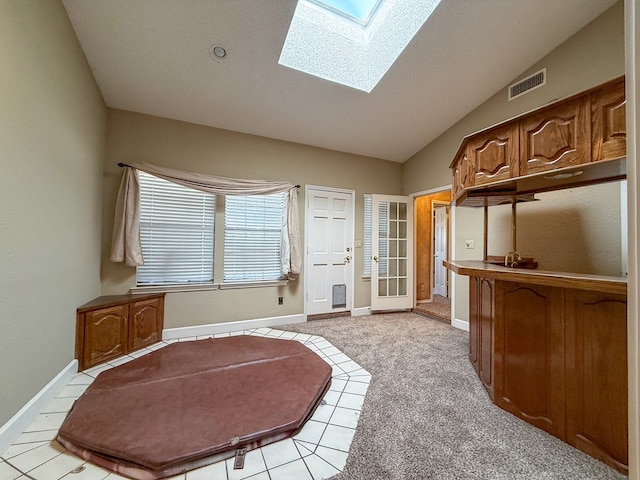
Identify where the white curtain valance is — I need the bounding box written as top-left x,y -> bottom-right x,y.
110,163 -> 301,278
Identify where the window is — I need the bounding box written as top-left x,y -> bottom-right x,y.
363,193 -> 389,277
224,193 -> 286,283
137,171 -> 215,285
137,171 -> 288,286
363,194 -> 372,276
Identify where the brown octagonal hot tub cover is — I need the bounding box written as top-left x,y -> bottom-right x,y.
57,336 -> 332,480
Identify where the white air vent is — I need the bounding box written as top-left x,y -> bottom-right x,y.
508,69 -> 546,101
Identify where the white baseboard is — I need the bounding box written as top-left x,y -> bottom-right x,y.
452,318 -> 470,332
351,307 -> 371,317
163,313 -> 307,340
0,359 -> 77,455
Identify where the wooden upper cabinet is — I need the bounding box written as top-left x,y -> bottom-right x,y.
592,78 -> 626,162
471,123 -> 519,185
452,145 -> 473,197
519,98 -> 589,176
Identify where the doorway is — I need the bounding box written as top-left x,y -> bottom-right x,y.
414,190 -> 451,322
304,186 -> 354,316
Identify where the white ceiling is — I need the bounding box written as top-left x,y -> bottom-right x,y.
62,0 -> 618,163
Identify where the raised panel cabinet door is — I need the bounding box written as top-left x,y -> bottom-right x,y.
129,297 -> 164,351
565,290 -> 628,474
591,78 -> 626,162
494,282 -> 565,439
520,99 -> 589,175
84,305 -> 128,369
478,278 -> 495,399
472,123 -> 519,185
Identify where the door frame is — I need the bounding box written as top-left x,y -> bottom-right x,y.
411,185 -> 452,310
432,200 -> 450,298
304,185 -> 355,317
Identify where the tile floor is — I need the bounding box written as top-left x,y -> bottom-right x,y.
0,328 -> 370,480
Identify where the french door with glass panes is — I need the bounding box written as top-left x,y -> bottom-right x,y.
371,194 -> 414,311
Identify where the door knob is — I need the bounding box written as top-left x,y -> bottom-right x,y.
373,256 -> 378,262
344,256 -> 351,263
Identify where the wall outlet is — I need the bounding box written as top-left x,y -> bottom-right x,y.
278,296 -> 283,305
465,239 -> 474,249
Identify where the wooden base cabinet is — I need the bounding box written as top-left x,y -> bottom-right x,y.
469,277 -> 495,399
565,290 -> 628,473
467,278 -> 627,474
76,294 -> 165,371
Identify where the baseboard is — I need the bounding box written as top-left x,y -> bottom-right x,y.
0,359 -> 77,455
452,318 -> 470,332
351,307 -> 371,317
163,313 -> 307,340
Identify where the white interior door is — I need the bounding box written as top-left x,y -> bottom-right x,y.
306,187 -> 354,315
371,194 -> 413,311
433,204 -> 448,297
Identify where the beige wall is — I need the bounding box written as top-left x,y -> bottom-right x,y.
102,109 -> 403,327
402,2 -> 625,323
0,1 -> 106,425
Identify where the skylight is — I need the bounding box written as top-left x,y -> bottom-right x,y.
308,0 -> 384,26
279,0 -> 442,93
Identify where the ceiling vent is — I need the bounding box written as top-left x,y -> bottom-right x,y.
508,69 -> 546,101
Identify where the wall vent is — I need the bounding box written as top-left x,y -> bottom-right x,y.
508,69 -> 546,101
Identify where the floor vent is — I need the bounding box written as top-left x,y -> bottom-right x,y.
508,69 -> 546,101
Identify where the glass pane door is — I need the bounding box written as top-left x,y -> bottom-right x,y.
371,195 -> 413,311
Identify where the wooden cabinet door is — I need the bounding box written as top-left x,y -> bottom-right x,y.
471,124 -> 519,185
520,99 -> 589,175
591,78 -> 626,162
478,278 -> 495,400
469,277 -> 480,371
84,305 -> 128,369
494,282 -> 565,439
452,146 -> 473,197
128,297 -> 163,352
565,290 -> 628,474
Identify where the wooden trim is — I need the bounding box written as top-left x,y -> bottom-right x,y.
444,260 -> 627,295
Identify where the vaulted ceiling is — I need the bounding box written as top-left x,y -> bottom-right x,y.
62,0 -> 618,162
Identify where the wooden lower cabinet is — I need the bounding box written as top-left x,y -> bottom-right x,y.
468,278 -> 627,474
76,294 -> 165,371
565,290 -> 628,473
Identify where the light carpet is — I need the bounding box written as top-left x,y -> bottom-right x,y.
279,312 -> 626,480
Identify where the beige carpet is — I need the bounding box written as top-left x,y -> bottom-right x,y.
280,313 -> 625,480
414,294 -> 451,322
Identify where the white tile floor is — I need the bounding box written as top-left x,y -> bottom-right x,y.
0,328 -> 370,480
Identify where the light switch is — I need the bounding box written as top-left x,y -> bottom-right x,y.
465,239 -> 474,249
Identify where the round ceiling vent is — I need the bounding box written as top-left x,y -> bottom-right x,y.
209,44 -> 228,62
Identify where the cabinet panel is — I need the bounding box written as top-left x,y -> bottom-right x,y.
452,146 -> 473,197
478,278 -> 494,399
592,78 -> 626,162
83,305 -> 128,369
129,297 -> 163,352
469,277 -> 479,370
494,283 -> 565,438
472,124 -> 519,185
565,290 -> 628,473
520,99 -> 589,175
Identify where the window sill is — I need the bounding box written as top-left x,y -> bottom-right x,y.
130,279 -> 288,294
219,280 -> 288,290
130,283 -> 219,294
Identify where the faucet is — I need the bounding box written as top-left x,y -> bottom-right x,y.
504,251 -> 522,268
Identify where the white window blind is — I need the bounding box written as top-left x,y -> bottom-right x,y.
224,193 -> 286,282
363,194 -> 372,276
137,171 -> 215,285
